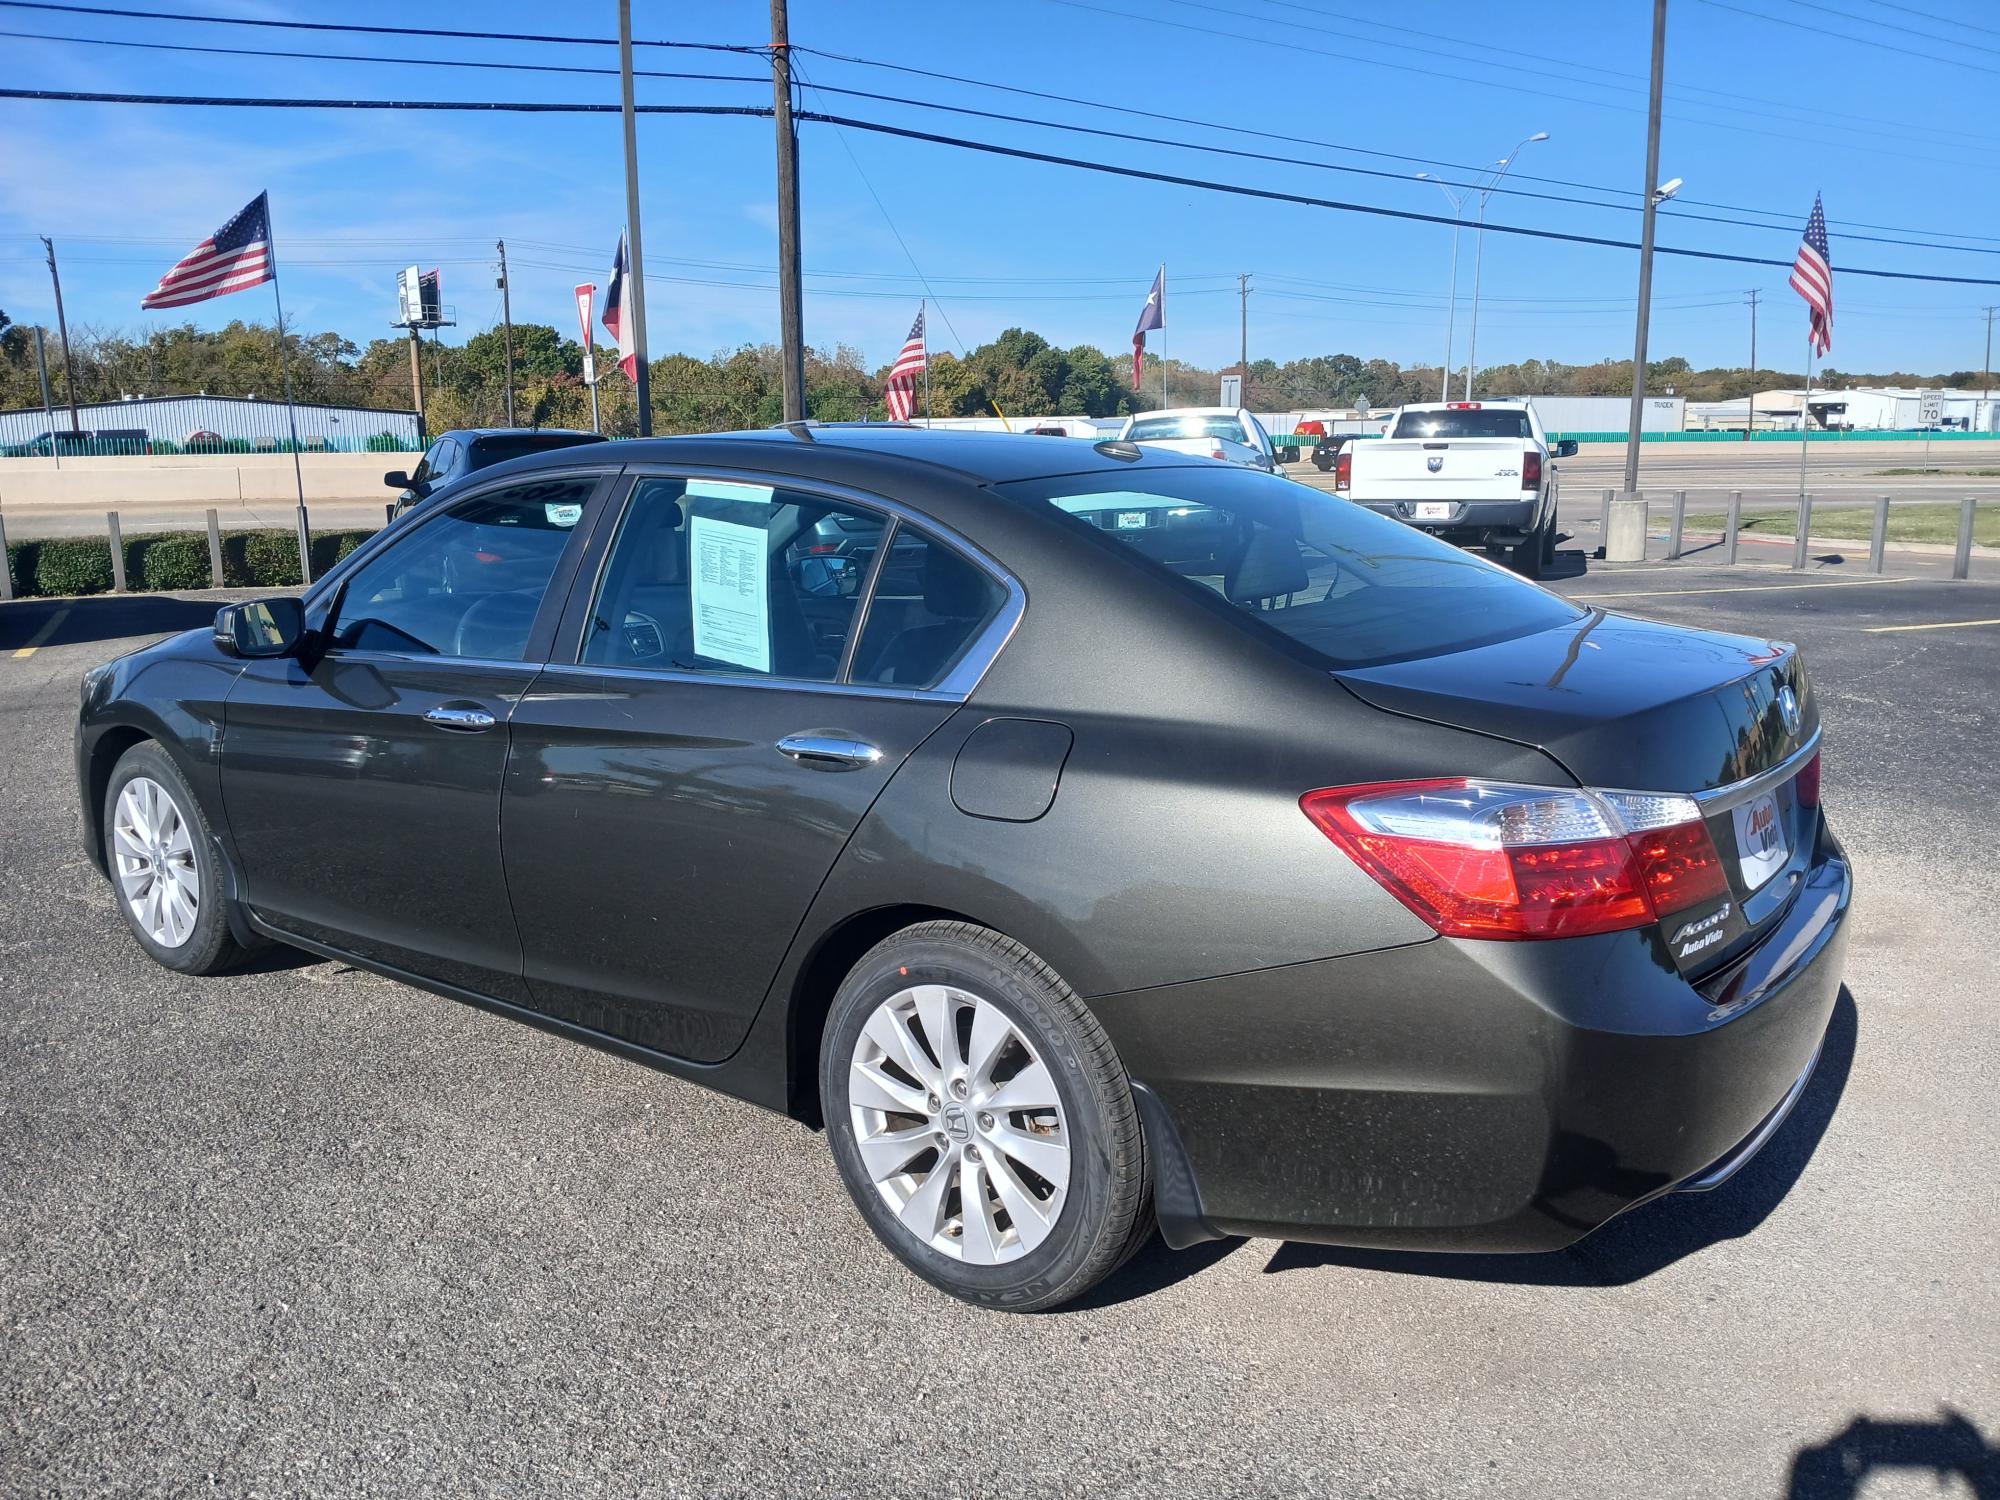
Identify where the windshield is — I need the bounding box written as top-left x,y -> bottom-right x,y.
1000,466 -> 1583,670
1125,415 -> 1245,445
1391,409 -> 1533,439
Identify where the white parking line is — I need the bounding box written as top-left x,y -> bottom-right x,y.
9,608 -> 69,659
1863,617 -> 2000,634
1567,577 -> 1915,601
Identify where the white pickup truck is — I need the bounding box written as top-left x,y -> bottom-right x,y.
1333,400 -> 1576,577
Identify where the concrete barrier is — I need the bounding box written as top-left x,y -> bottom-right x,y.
1605,496 -> 1649,562
0,452 -> 406,509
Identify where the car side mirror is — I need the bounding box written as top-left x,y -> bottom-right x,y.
214,596 -> 306,658
1554,440 -> 1579,458
383,469 -> 409,489
794,554 -> 861,598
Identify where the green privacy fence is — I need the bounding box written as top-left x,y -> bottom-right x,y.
0,434 -> 420,458
1551,428 -> 2000,443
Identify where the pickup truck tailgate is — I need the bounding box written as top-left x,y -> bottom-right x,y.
1349,438 -> 1527,501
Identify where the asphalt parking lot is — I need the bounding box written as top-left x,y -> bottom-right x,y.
3,554 -> 1996,1497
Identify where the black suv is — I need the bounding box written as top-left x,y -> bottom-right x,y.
386,428 -> 608,515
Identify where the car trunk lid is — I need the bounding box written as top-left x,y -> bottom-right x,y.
1335,609 -> 1820,971
1347,437 -> 1529,502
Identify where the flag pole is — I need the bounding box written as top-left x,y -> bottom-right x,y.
263,195 -> 307,511
1159,263 -> 1167,409
922,299 -> 932,427
1797,338 -> 1814,503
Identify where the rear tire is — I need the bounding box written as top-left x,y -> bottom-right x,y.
103,742 -> 247,976
819,921 -> 1153,1312
1511,519 -> 1546,578
1541,504 -> 1559,565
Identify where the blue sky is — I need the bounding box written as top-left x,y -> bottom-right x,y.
2,0 -> 1998,380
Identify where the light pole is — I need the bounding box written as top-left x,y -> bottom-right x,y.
1621,0 -> 1670,499
1464,132 -> 1549,401
1416,174 -> 1472,401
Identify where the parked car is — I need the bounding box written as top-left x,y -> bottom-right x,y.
385,427 -> 609,515
78,428 -> 1849,1312
1311,432 -> 1351,472
1336,400 -> 1577,577
1116,406 -> 1278,471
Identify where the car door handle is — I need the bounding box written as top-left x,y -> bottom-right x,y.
424,705 -> 497,731
775,733 -> 883,770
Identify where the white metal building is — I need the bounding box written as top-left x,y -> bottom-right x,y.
1685,388 -> 1996,432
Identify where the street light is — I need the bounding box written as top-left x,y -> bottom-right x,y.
1464,132 -> 1549,401
1416,173 -> 1474,402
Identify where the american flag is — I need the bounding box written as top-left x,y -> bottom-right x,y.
1789,194 -> 1833,358
141,192 -> 275,310
883,307 -> 926,421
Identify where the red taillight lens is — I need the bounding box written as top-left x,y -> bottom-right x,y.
1522,451 -> 1542,491
1793,751 -> 1821,809
1334,449 -> 1352,491
1301,779 -> 1730,942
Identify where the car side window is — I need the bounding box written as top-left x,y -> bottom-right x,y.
326,477 -> 594,661
1247,414 -> 1274,456
581,476 -> 889,683
850,526 -> 1006,689
410,440 -> 446,486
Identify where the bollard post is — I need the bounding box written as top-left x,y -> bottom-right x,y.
1724,491 -> 1742,565
1791,494 -> 1813,572
205,508 -> 225,589
1954,496 -> 1977,580
1869,496 -> 1889,574
1596,488 -> 1613,559
0,514 -> 13,601
1605,494 -> 1648,562
107,510 -> 128,593
295,504 -> 314,587
1667,490 -> 1687,560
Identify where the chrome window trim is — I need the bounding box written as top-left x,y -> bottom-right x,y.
534,659 -> 969,705
1686,727 -> 1821,811
584,462 -> 1026,698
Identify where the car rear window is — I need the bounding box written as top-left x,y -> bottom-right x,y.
471,433 -> 606,467
1125,416 -> 1245,444
1390,409 -> 1533,439
999,466 -> 1583,670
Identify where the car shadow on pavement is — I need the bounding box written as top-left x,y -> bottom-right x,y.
1063,1232 -> 1245,1313
1787,1409 -> 1999,1500
0,592 -> 226,652
1260,986 -> 1858,1290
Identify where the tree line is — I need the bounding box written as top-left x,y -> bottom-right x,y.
3,308 -> 1991,436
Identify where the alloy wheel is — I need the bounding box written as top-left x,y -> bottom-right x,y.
112,776 -> 201,949
847,983 -> 1071,1265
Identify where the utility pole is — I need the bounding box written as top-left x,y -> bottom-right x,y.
771,0 -> 806,422
1238,273 -> 1251,394
496,238 -> 515,426
617,0 -> 653,434
1464,133 -> 1547,401
1745,289 -> 1759,441
409,329 -> 427,442
1621,0 -> 1669,498
1982,306 -> 1996,434
40,236 -> 82,432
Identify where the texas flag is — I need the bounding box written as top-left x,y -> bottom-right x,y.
602,232 -> 638,381
1131,266 -> 1164,389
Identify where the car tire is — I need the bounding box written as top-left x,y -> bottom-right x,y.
103,742 -> 247,976
1541,504 -> 1559,565
819,920 -> 1153,1312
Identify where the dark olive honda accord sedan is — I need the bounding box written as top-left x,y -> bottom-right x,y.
76,426 -> 1851,1310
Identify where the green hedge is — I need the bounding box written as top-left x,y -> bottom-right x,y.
4,528 -> 375,598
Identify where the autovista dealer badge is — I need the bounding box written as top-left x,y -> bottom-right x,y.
1669,902 -> 1733,960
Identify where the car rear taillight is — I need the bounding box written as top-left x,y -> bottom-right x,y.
1334,449 -> 1352,491
1522,451 -> 1542,491
1210,444 -> 1227,461
1300,779 -> 1729,941
1793,751 -> 1821,808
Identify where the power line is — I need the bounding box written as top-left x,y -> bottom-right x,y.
1848,0 -> 2000,42
0,0 -> 767,52
7,85 -> 1999,287
1693,0 -> 2000,76
791,47 -> 2000,246
1768,0 -> 2000,59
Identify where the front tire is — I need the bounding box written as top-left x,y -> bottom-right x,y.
819,921 -> 1152,1311
104,742 -> 247,976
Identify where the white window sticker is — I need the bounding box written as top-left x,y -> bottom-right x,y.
687,479 -> 776,506
688,514 -> 771,672
545,502 -> 583,528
